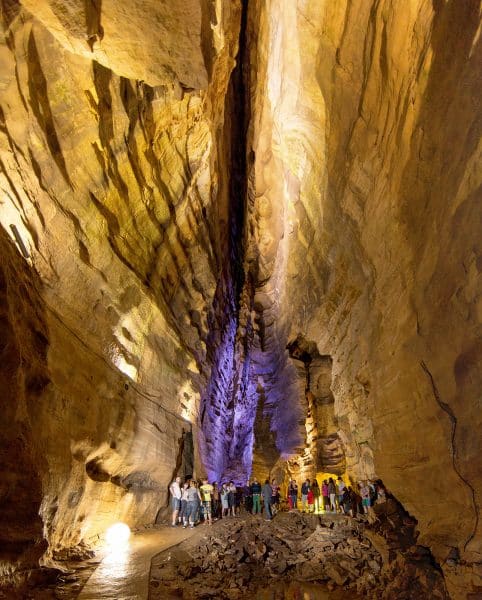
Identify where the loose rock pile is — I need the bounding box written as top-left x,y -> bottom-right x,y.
150,508 -> 449,599
361,499 -> 449,599
151,513 -> 371,598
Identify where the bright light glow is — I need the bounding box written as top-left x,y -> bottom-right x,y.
105,522 -> 131,546
108,343 -> 138,381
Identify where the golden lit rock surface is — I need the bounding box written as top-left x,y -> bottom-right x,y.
19,0 -> 215,88
245,2 -> 481,597
0,0 -> 480,597
0,0 -> 242,565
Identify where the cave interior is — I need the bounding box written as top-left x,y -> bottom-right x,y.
0,0 -> 481,598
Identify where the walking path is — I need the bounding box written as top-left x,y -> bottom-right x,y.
78,526 -> 194,600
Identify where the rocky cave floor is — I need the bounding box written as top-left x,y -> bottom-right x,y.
150,500 -> 449,600
0,499 -> 450,599
0,545 -> 100,600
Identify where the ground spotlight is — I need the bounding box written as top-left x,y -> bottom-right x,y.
105,522 -> 131,546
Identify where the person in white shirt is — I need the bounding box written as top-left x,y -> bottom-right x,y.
169,476 -> 182,527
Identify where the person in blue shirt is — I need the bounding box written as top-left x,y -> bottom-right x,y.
288,479 -> 298,510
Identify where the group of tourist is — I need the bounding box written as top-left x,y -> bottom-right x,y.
169,477 -> 219,528
169,477 -> 282,527
289,476 -> 386,516
169,475 -> 387,527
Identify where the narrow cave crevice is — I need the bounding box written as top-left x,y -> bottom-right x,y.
198,0 -> 256,485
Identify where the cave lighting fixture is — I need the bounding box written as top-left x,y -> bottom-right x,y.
105,522 -> 131,547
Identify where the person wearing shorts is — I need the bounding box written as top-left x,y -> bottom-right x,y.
228,481 -> 236,516
169,476 -> 182,526
359,481 -> 370,514
200,479 -> 213,525
185,481 -> 201,528
221,483 -> 230,517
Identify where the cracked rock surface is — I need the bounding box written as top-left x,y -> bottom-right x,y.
0,0 -> 480,598
150,510 -> 449,599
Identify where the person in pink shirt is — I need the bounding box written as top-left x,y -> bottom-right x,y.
322,480 -> 329,512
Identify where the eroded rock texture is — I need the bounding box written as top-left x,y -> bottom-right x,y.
0,0 -> 480,597
0,0 -> 243,571
242,1 -> 481,597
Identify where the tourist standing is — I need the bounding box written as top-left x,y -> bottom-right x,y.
243,480 -> 252,513
359,481 -> 371,514
234,486 -> 242,515
179,481 -> 189,526
228,481 -> 236,517
185,480 -> 202,528
212,482 -> 220,520
307,485 -> 314,512
251,478 -> 262,514
200,479 -> 213,525
328,478 -> 336,512
322,480 -> 329,512
312,479 -> 321,513
341,486 -> 353,516
169,476 -> 182,527
220,483 -> 230,517
262,479 -> 273,520
337,477 -> 346,513
271,478 -> 280,515
301,479 -> 310,512
288,479 -> 298,510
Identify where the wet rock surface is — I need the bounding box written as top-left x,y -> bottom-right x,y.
0,556 -> 98,600
150,510 -> 449,599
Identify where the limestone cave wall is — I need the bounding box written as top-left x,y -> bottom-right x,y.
0,0 -> 480,597
244,1 -> 481,596
0,0 -> 243,569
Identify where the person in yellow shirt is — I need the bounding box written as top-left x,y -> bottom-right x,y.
200,479 -> 213,525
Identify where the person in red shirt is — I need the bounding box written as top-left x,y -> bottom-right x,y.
322,480 -> 329,512
307,486 -> 314,512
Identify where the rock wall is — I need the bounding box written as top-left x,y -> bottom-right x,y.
0,0 -> 480,597
245,0 -> 481,596
0,228 -> 47,577
317,2 -> 482,595
0,0 -> 243,569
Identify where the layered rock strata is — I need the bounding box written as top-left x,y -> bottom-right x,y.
243,1 -> 481,596
0,0 -> 480,597
0,0 -> 243,572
